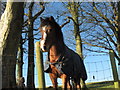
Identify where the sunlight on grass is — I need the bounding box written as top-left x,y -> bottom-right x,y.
46,81 -> 120,89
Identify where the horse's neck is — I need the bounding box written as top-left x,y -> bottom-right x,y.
49,43 -> 65,62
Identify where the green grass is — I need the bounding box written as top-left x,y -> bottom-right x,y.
86,81 -> 120,90
46,81 -> 120,89
86,81 -> 115,88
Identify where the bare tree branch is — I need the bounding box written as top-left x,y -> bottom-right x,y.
84,47 -> 108,53
83,41 -> 112,50
99,24 -> 117,47
23,2 -> 45,27
32,2 -> 45,21
60,17 -> 70,28
92,2 -> 118,38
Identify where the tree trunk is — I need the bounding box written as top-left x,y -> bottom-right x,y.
27,2 -> 35,88
74,17 -> 83,59
16,35 -> 24,87
0,1 -> 1,18
27,22 -> 35,88
117,2 -> 120,65
26,2 -> 45,88
0,1 -> 24,88
17,36 -> 23,78
68,2 -> 83,59
67,2 -> 86,88
117,2 -> 120,81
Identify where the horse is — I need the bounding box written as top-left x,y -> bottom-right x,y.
39,16 -> 87,90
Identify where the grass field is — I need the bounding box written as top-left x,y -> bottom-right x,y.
46,81 -> 120,90
86,81 -> 115,88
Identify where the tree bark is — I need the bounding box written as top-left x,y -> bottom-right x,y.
74,18 -> 83,59
0,1 -> 24,88
68,2 -> 83,59
27,21 -> 35,88
0,1 -> 1,18
27,2 -> 35,88
16,35 -> 24,87
117,2 -> 120,65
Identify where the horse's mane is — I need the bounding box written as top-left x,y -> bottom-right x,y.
40,17 -> 65,45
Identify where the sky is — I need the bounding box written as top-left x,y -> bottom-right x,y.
21,2 -> 120,88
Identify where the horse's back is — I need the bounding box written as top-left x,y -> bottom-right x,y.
65,47 -> 87,81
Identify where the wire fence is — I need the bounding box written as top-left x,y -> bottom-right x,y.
85,54 -> 115,83
21,53 -> 117,88
85,60 -> 113,83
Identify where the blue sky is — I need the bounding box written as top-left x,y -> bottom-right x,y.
21,2 -> 120,87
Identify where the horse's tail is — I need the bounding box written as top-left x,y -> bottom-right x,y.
81,73 -> 87,81
81,63 -> 87,81
79,57 -> 87,81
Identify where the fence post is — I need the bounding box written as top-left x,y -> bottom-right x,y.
35,41 -> 45,89
109,50 -> 120,88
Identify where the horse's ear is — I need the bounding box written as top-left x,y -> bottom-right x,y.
40,17 -> 44,22
49,16 -> 55,22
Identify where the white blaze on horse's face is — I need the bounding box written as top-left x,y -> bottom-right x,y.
40,26 -> 48,52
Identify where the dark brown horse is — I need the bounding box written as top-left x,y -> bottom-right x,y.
40,16 -> 87,90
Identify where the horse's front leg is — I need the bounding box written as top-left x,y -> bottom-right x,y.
49,73 -> 58,89
61,74 -> 68,90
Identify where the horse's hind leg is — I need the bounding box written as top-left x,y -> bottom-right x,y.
49,73 -> 58,89
72,77 -> 81,90
76,79 -> 81,90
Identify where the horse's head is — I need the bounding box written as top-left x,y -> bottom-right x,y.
39,16 -> 62,52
